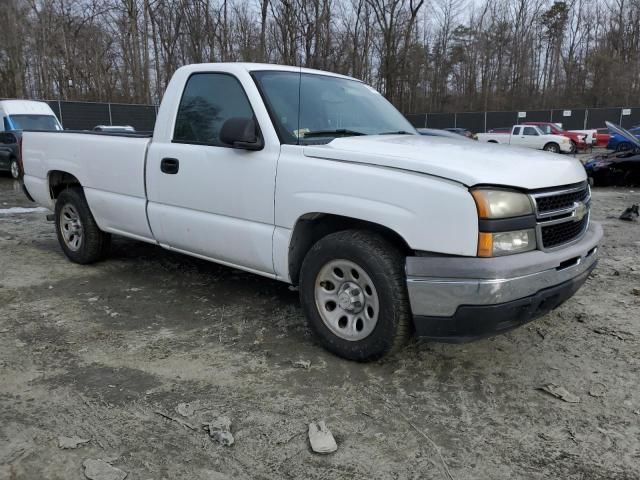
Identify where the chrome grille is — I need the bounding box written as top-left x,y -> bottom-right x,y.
541,215 -> 589,248
530,183 -> 590,250
535,186 -> 590,215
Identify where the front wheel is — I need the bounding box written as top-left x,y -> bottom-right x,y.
299,230 -> 411,361
10,159 -> 20,179
543,142 -> 560,153
55,187 -> 111,264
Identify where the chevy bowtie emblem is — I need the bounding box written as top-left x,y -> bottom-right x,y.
574,201 -> 587,221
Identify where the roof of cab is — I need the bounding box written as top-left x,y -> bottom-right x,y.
175,62 -> 360,82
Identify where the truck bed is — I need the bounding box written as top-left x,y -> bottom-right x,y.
22,130 -> 154,241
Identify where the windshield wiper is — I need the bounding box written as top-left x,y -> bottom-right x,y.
302,129 -> 366,138
379,130 -> 414,135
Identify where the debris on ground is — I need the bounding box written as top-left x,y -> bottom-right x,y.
175,402 -> 196,417
538,384 -> 581,403
308,420 -> 338,454
589,383 -> 607,398
203,416 -> 234,446
593,327 -> 634,341
82,459 -> 127,480
154,410 -> 196,431
619,204 -> 639,221
632,288 -> 640,296
58,435 -> 90,449
293,360 -> 311,369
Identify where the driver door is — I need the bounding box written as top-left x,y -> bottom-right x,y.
522,126 -> 541,149
145,72 -> 279,275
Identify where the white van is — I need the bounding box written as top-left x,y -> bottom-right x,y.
0,100 -> 63,132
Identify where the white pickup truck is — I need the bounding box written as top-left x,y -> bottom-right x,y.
21,63 -> 602,361
477,125 -> 573,153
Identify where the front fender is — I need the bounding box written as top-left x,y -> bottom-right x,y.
275,147 -> 479,257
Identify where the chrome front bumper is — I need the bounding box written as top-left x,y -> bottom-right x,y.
406,222 -> 602,319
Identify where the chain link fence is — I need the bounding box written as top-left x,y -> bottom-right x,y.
406,107 -> 640,132
7,99 -> 639,134
35,100 -> 158,132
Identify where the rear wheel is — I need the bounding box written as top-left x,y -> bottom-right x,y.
55,187 -> 111,264
543,142 -> 560,153
10,159 -> 20,179
299,230 -> 411,361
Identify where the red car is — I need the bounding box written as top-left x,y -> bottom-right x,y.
594,128 -> 611,148
522,122 -> 587,152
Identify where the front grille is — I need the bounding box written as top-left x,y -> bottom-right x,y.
535,185 -> 589,214
541,215 -> 589,248
530,183 -> 590,250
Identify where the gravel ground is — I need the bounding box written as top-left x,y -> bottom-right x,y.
0,173 -> 639,480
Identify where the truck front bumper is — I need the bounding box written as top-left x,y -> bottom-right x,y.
406,222 -> 602,342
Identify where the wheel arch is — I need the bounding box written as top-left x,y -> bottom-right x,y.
48,170 -> 82,200
287,212 -> 413,286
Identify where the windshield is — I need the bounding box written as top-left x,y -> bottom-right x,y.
536,124 -> 560,134
252,71 -> 416,145
8,114 -> 62,131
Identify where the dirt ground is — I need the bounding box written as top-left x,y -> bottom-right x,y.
0,171 -> 639,480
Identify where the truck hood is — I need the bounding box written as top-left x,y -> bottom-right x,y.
303,134 -> 586,190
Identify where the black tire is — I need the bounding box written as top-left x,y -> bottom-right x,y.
55,187 -> 111,264
10,158 -> 20,179
543,142 -> 560,153
299,230 -> 411,361
488,140 -> 498,143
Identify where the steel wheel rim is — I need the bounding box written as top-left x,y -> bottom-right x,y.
10,161 -> 19,179
314,259 -> 379,341
59,204 -> 83,251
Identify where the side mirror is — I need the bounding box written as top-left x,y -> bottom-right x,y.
220,117 -> 263,151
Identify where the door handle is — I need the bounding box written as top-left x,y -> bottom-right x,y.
160,157 -> 179,174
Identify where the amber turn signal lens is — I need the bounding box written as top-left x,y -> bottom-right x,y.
471,190 -> 491,218
477,232 -> 493,257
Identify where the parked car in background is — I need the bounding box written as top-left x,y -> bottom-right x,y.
476,125 -> 572,153
585,123 -> 640,186
444,127 -> 476,139
0,131 -> 21,179
522,122 -> 588,152
0,100 -> 62,132
0,100 -> 62,179
607,127 -> 640,151
94,125 -> 136,133
21,62 -> 601,361
585,150 -> 640,186
417,128 -> 472,140
593,128 -> 611,148
568,129 -> 597,147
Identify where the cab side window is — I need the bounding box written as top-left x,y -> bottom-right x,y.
523,127 -> 538,136
173,73 -> 254,146
513,127 -> 522,135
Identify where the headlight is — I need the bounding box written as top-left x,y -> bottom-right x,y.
478,229 -> 536,257
471,189 -> 533,219
472,189 -> 536,257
